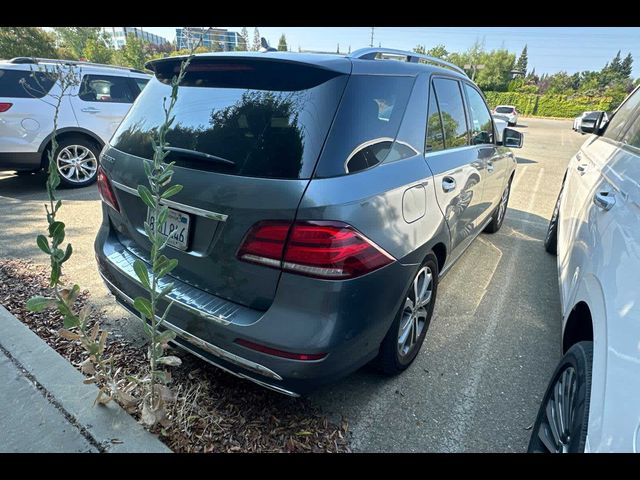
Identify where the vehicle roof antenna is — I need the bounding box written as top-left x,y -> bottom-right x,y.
260,37 -> 277,53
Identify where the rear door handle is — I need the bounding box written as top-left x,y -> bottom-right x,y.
577,164 -> 588,174
442,177 -> 457,193
593,191 -> 615,211
486,161 -> 495,173
81,107 -> 100,113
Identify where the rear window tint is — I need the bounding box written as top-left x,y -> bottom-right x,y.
0,68 -> 56,98
314,75 -> 415,177
111,63 -> 348,180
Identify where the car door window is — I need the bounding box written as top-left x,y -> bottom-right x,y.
621,107 -> 640,151
603,87 -> 640,142
133,78 -> 149,94
432,78 -> 469,149
463,84 -> 494,145
425,88 -> 445,153
79,74 -> 135,103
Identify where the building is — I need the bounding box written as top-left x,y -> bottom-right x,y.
105,27 -> 169,49
175,27 -> 244,52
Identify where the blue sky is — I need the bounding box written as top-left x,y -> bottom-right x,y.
136,26 -> 640,77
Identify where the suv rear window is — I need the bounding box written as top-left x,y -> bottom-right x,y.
495,106 -> 514,113
111,60 -> 348,180
0,68 -> 56,98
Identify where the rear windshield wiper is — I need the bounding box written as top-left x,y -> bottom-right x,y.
164,146 -> 235,166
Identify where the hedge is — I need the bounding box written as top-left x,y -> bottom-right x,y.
484,91 -> 614,118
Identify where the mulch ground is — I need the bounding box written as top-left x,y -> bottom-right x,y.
0,258 -> 351,453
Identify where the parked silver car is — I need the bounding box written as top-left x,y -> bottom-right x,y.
95,48 -> 523,396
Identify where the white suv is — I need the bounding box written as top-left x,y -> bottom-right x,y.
528,86 -> 640,452
0,57 -> 150,187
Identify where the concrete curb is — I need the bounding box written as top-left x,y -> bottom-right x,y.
0,305 -> 171,453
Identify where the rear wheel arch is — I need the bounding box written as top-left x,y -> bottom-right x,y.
431,242 -> 447,274
563,301 -> 593,354
39,129 -> 104,167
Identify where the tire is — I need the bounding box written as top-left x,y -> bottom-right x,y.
509,121 -> 516,127
484,177 -> 512,233
544,191 -> 561,255
527,341 -> 592,453
376,253 -> 439,375
52,136 -> 101,188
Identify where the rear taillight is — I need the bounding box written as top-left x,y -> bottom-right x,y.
237,220 -> 394,279
0,103 -> 12,112
234,338 -> 327,361
97,166 -> 120,212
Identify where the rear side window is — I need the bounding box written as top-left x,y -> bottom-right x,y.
79,74 -> 136,103
314,75 -> 415,177
604,88 -> 640,142
463,84 -> 494,145
432,78 -> 469,149
425,89 -> 445,153
133,78 -> 149,93
111,61 -> 348,179
0,68 -> 56,98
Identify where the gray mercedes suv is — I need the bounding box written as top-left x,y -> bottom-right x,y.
95,48 -> 523,396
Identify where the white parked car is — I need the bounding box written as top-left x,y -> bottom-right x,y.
493,105 -> 519,126
529,86 -> 640,453
573,111 -> 609,132
0,57 -> 150,187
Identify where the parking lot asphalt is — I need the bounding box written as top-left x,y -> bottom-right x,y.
0,117 -> 586,452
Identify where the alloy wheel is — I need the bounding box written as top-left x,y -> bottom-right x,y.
536,366 -> 578,453
497,184 -> 510,224
397,266 -> 433,358
56,145 -> 98,184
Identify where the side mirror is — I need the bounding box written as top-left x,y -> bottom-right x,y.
580,111 -> 606,135
502,127 -> 523,148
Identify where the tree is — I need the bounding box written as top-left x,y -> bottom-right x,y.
83,36 -> 113,64
252,27 -> 261,52
53,27 -> 103,59
544,71 -> 574,94
413,45 -> 426,55
426,44 -> 448,59
113,34 -> 148,70
610,50 -> 623,75
236,27 -> 249,51
277,34 -> 288,52
515,44 -> 528,75
475,49 -> 515,91
0,27 -> 58,59
621,53 -> 633,79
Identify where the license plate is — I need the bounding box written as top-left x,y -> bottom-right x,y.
147,207 -> 190,251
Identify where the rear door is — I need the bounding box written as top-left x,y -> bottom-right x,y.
103,57 -> 350,310
424,76 -> 486,259
72,73 -> 138,144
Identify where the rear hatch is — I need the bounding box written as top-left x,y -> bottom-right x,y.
0,65 -> 58,153
103,54 -> 351,310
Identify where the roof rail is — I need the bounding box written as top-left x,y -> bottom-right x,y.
8,57 -> 147,74
349,48 -> 468,77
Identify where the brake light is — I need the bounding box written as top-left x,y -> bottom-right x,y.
237,220 -> 394,279
234,338 -> 327,361
97,166 -> 120,212
0,103 -> 12,112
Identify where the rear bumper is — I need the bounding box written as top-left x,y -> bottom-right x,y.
0,152 -> 42,170
95,214 -> 417,396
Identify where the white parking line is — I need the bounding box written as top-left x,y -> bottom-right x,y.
441,167 -> 545,452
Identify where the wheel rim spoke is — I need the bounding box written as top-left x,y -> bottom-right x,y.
397,266 -> 433,358
56,146 -> 97,183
